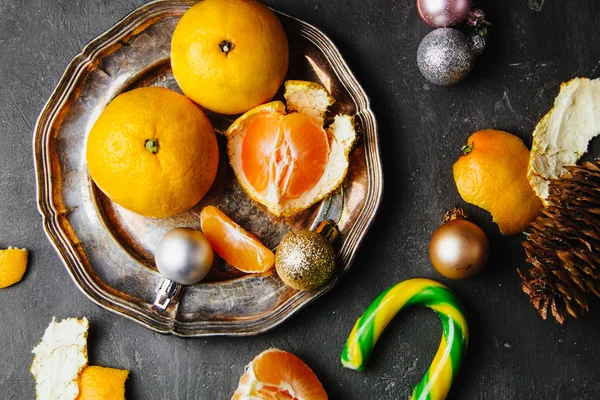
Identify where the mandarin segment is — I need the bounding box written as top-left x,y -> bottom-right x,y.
200,206 -> 275,273
0,247 -> 28,288
242,112 -> 286,195
280,113 -> 330,200
77,366 -> 129,400
232,349 -> 328,400
453,129 -> 543,236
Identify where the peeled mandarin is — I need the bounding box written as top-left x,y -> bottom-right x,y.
225,81 -> 357,217
240,111 -> 330,200
232,349 -> 327,400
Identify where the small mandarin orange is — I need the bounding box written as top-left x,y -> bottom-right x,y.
453,129 -> 543,236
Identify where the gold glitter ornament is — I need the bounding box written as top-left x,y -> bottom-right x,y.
275,220 -> 338,290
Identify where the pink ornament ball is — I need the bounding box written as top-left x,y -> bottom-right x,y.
417,0 -> 472,27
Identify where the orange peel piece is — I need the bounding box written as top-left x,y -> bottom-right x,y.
0,247 -> 28,288
77,366 -> 129,400
528,77 -> 600,204
31,317 -> 89,400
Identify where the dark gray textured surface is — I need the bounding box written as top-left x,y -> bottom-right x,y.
1,0 -> 600,398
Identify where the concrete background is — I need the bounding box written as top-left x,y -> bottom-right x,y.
1,0 -> 599,398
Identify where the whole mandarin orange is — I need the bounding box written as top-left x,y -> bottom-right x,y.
171,0 -> 289,115
86,87 -> 218,218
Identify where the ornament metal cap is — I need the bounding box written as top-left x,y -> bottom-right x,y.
315,219 -> 340,243
153,278 -> 182,310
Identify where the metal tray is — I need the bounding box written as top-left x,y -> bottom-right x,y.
33,0 -> 382,336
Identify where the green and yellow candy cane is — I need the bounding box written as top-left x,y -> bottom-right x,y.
341,278 -> 468,400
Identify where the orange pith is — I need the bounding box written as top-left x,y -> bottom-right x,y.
232,349 -> 328,400
200,206 -> 274,273
241,112 -> 330,200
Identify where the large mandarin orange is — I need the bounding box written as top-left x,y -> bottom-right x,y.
453,129 -> 543,236
171,0 -> 289,115
86,87 -> 219,218
232,349 -> 328,400
200,205 -> 275,273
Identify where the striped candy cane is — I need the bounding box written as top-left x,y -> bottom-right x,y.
341,278 -> 468,400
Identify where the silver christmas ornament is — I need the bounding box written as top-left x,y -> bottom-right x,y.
153,227 -> 214,310
417,28 -> 475,86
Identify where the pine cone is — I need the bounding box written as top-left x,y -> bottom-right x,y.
519,161 -> 600,324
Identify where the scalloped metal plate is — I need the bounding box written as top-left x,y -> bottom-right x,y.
33,0 -> 382,336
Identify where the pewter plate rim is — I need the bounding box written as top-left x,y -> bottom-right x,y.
33,0 -> 383,337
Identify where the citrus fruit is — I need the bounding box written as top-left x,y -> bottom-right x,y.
453,129 -> 543,236
86,87 -> 219,218
232,349 -> 328,400
226,81 -> 356,217
528,77 -> 600,204
171,0 -> 289,115
77,366 -> 129,400
0,247 -> 28,288
200,205 -> 274,273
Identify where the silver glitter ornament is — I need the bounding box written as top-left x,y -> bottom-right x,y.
153,227 -> 214,310
275,220 -> 338,291
417,28 -> 475,86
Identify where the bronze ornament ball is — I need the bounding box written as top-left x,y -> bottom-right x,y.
429,218 -> 489,280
